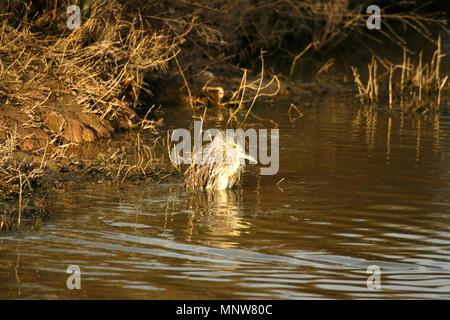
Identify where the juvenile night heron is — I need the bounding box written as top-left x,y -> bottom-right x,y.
184,130 -> 255,190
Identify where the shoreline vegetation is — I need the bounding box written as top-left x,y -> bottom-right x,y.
0,0 -> 448,231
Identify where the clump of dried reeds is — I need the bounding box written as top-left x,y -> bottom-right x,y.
41,1 -> 178,121
398,35 -> 448,110
0,0 -> 180,147
351,35 -> 449,112
143,0 -> 445,68
98,132 -> 164,186
224,51 -> 280,128
351,56 -> 379,105
0,126 -> 46,231
188,51 -> 280,127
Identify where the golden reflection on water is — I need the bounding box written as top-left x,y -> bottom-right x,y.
351,105 -> 447,166
175,189 -> 250,249
1,96 -> 450,299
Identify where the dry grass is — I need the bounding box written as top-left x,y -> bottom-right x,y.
351,56 -> 380,105
398,35 -> 449,110
186,51 -> 280,126
47,7 -> 178,120
97,132 -> 165,186
0,125 -> 46,231
351,35 -> 449,112
2,1 -> 445,126
1,0 -> 180,232
0,0 -> 179,146
0,127 -> 46,193
143,1 -> 445,66
224,51 -> 280,128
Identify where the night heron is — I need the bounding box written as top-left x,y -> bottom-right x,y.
184,130 -> 255,190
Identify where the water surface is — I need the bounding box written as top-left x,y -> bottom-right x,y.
1,94 -> 449,299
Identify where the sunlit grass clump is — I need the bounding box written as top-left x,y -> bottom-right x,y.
351,35 -> 449,113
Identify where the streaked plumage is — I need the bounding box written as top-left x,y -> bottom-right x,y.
184,130 -> 254,190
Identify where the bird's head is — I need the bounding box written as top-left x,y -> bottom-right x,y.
226,141 -> 256,164
201,130 -> 257,166
211,132 -> 256,165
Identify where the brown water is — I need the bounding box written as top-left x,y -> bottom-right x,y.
1,95 -> 450,299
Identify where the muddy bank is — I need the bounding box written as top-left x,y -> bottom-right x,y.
0,130 -> 177,231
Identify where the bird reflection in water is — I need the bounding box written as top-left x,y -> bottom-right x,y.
183,189 -> 251,249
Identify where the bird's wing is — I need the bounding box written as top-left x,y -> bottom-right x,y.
184,164 -> 212,189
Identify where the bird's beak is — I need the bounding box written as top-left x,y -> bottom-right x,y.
242,153 -> 257,164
